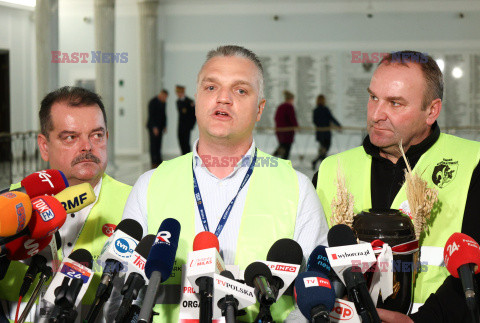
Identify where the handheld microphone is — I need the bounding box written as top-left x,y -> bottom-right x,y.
244,262 -> 276,323
43,249 -> 94,322
444,232 -> 480,322
213,270 -> 255,322
115,234 -> 156,323
0,191 -> 32,238
326,224 -> 380,323
0,169 -> 69,198
187,231 -> 226,323
294,271 -> 336,323
264,238 -> 302,298
5,234 -> 53,261
307,245 -> 346,299
1,195 -> 67,246
54,182 -> 96,214
85,219 -> 143,323
138,218 -> 181,323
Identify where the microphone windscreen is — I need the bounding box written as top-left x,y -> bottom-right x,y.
69,248 -> 93,269
307,245 -> 331,276
29,196 -> 67,239
193,231 -> 219,252
266,238 -> 303,265
220,270 -> 235,280
135,234 -> 156,258
21,169 -> 69,198
54,183 -> 95,214
0,191 -> 32,237
145,218 -> 181,282
294,271 -> 336,320
6,235 -> 53,261
116,219 -> 143,241
244,262 -> 273,288
328,224 -> 357,247
444,232 -> 480,278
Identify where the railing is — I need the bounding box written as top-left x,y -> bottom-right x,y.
0,131 -> 48,188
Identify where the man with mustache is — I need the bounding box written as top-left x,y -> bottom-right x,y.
0,86 -> 131,321
314,51 -> 480,317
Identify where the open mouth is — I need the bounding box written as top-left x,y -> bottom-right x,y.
214,110 -> 230,117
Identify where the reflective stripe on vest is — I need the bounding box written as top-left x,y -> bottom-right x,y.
146,150 -> 299,322
316,133 -> 480,305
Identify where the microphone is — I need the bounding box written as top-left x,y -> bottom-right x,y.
294,271 -> 336,323
307,245 -> 346,299
326,224 -> 380,323
0,195 -> 67,246
213,270 -> 256,322
43,249 -> 94,322
85,219 -> 143,323
138,218 -> 181,323
187,231 -> 226,323
444,232 -> 480,322
244,262 -> 276,305
0,169 -> 69,198
0,191 -> 32,238
115,234 -> 156,323
264,238 -> 302,298
5,234 -> 53,261
54,182 -> 96,214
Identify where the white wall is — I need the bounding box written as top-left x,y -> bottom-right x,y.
0,4 -> 36,133
2,0 -> 480,157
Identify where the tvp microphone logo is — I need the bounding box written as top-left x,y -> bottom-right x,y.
156,231 -> 172,245
303,277 -> 332,289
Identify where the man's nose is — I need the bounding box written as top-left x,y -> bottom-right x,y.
80,136 -> 93,151
371,101 -> 388,122
216,88 -> 233,105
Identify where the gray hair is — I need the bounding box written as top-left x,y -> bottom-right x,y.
199,45 -> 265,100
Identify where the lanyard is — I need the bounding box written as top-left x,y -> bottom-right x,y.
192,148 -> 257,237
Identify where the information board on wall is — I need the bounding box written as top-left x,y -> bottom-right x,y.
258,51 -> 480,131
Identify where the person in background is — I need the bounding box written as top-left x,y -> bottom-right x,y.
176,85 -> 196,154
273,90 -> 298,160
147,89 -> 168,168
311,94 -> 342,170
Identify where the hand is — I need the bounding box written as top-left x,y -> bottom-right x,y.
377,308 -> 413,323
153,127 -> 159,136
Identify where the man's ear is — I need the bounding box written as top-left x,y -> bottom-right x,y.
256,99 -> 266,122
426,98 -> 442,126
37,134 -> 49,162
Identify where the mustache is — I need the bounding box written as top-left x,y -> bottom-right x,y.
71,152 -> 101,166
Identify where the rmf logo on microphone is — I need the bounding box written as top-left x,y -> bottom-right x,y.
156,231 -> 171,245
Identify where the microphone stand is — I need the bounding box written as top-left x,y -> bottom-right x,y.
19,265 -> 53,323
218,295 -> 239,323
310,304 -> 331,323
254,303 -> 274,323
48,277 -> 82,323
196,276 -> 214,323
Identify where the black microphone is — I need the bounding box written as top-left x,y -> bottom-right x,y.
307,245 -> 346,299
244,262 -> 276,323
45,249 -> 94,322
217,270 -> 239,323
138,218 -> 181,323
115,234 -> 156,323
328,224 -> 380,323
85,219 -> 143,323
266,238 -> 303,297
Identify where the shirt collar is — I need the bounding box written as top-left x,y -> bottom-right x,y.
192,139 -> 256,179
